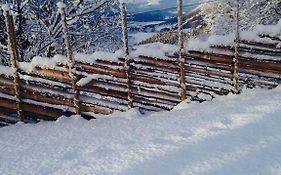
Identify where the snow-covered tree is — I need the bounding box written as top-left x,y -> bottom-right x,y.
0,0 -> 31,63
199,0 -> 281,35
24,0 -> 122,58
0,0 -> 122,64
0,13 -> 9,65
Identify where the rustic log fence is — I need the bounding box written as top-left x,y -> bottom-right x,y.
0,2 -> 281,126
1,35 -> 281,125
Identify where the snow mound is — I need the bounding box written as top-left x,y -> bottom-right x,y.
132,42 -> 178,60
0,86 -> 281,175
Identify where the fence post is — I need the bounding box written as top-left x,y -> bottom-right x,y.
233,0 -> 240,94
58,2 -> 81,115
2,5 -> 24,121
177,0 -> 187,101
121,2 -> 133,109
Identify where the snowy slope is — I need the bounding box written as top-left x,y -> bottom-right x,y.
0,87 -> 281,175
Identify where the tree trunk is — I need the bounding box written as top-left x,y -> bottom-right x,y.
178,0 -> 187,101
59,5 -> 81,115
233,0 -> 240,94
3,7 -> 23,121
121,2 -> 133,109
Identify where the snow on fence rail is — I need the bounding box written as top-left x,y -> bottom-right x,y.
0,35 -> 281,124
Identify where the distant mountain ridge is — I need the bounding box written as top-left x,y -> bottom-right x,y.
136,9 -> 204,45
129,6 -> 203,34
127,1 -> 204,45
127,0 -> 198,13
128,5 -> 192,22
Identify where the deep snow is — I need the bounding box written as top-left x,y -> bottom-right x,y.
0,87 -> 281,175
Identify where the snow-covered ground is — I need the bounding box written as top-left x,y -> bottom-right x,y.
0,87 -> 281,175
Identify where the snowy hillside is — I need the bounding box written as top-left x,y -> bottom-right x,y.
1,87 -> 281,175
127,0 -> 202,44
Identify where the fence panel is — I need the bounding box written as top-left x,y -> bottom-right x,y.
0,36 -> 281,124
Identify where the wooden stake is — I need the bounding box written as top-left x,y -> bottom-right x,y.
233,0 -> 240,94
178,0 -> 187,101
58,4 -> 81,115
3,7 -> 23,121
121,2 -> 133,109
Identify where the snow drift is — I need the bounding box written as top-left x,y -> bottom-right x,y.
0,86 -> 281,175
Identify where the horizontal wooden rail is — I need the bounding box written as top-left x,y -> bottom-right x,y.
0,36 -> 281,124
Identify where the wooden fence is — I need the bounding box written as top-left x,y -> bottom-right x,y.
1,34 -> 281,126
